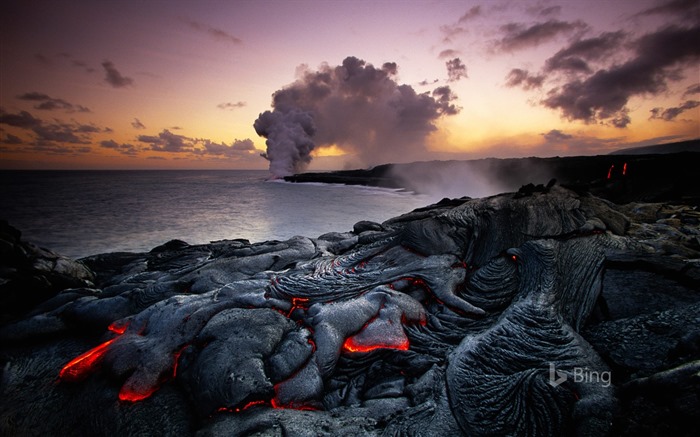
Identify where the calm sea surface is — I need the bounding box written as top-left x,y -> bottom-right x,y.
0,170 -> 428,259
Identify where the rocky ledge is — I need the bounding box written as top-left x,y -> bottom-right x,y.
1,184 -> 698,436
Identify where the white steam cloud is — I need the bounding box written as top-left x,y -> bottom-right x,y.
254,56 -> 460,177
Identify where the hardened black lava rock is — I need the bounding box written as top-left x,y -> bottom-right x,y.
1,185 -> 698,436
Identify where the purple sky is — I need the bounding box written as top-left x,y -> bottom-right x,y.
1,0 -> 698,170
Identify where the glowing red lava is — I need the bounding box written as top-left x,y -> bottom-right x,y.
342,335 -> 410,353
118,386 -> 158,403
622,162 -> 628,176
58,337 -> 117,382
607,164 -> 615,180
107,320 -> 129,335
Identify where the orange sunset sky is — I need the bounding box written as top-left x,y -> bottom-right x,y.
1,0 -> 698,171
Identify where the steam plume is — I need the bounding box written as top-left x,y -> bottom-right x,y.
254,56 -> 459,177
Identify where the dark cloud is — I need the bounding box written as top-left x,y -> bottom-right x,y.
438,49 -> 460,59
32,123 -> 91,144
17,92 -> 90,113
432,86 -> 460,115
3,133 -> 23,144
458,6 -> 481,22
254,56 -> 461,177
131,118 -> 146,129
446,58 -> 468,82
635,0 -> 700,21
419,78 -> 440,86
138,129 -> 191,152
217,101 -> 247,110
682,83 -> 700,97
505,68 -> 545,90
0,110 -> 42,128
102,61 -> 133,88
544,31 -> 626,73
100,139 -> 139,156
137,129 -> 260,160
34,54 -> 52,66
542,24 -> 700,126
185,19 -> 242,44
649,100 -> 700,120
542,129 -> 573,143
440,24 -> 467,43
533,6 -> 562,17
199,139 -> 256,158
497,20 -> 588,52
0,110 -> 108,148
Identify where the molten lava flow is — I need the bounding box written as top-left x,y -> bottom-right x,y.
118,385 -> 158,403
622,162 -> 628,176
107,320 -> 129,334
342,336 -> 409,353
58,337 -> 118,382
172,345 -> 189,378
607,164 -> 614,180
287,296 -> 310,317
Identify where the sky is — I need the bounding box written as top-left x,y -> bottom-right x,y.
1,0 -> 698,172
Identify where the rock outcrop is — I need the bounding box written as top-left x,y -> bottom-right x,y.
1,186 -> 698,436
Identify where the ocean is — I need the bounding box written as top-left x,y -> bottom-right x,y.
0,170 -> 428,259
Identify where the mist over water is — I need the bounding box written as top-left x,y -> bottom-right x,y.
0,170 -> 427,259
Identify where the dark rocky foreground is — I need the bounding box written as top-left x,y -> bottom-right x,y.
1,183 -> 699,436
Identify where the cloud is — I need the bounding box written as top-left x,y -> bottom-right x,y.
102,61 -> 133,88
0,110 -> 42,128
530,5 -> 562,17
438,49 -> 460,59
16,92 -> 91,113
253,56 -> 461,177
2,108 -> 112,145
544,31 -> 626,73
446,58 -> 468,82
198,138 -> 256,158
185,19 -> 242,44
505,68 -> 545,90
683,83 -> 700,97
138,129 -> 191,152
217,101 -> 247,110
649,100 -> 700,120
100,139 -> 140,156
440,24 -> 467,43
458,6 -> 481,22
131,118 -> 146,129
542,24 -> 700,126
542,129 -> 573,143
137,129 -> 260,161
418,78 -> 439,86
497,20 -> 588,52
635,0 -> 700,21
2,133 -> 23,145
432,86 -> 460,115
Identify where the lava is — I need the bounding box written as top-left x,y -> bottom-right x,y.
607,164 -> 615,180
107,320 -> 129,335
119,385 -> 158,403
622,162 -> 628,176
342,335 -> 410,353
58,337 -> 118,382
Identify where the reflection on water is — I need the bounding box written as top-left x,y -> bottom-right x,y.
0,170 -> 426,258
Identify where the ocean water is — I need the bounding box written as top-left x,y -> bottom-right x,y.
0,170 -> 428,259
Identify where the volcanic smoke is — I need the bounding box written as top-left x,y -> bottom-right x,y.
254,56 -> 460,178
